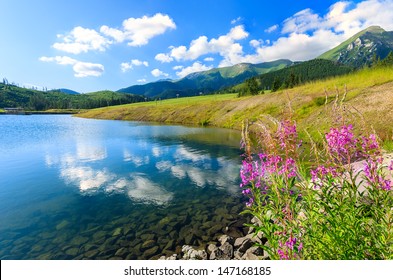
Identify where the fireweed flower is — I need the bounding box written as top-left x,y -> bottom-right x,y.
277,120 -> 298,151
325,124 -> 357,164
277,236 -> 302,260
361,134 -> 380,158
363,159 -> 392,191
310,165 -> 338,188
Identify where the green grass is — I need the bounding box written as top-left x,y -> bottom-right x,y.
77,66 -> 393,142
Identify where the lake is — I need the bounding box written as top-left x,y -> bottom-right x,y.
0,115 -> 246,259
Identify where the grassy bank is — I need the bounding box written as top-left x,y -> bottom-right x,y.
27,109 -> 87,114
77,67 -> 393,140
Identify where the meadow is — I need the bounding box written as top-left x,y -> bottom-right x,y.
78,66 -> 393,143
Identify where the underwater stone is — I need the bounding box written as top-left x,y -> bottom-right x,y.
112,227 -> 123,236
93,231 -> 107,240
115,247 -> 129,257
65,247 -> 79,256
84,250 -> 99,259
143,246 -> 159,259
140,233 -> 155,241
164,239 -> 175,251
55,220 -> 70,231
141,239 -> 156,249
70,236 -> 89,246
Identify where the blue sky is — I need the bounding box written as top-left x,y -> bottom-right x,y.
1,0 -> 393,93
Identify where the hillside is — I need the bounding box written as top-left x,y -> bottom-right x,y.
232,59 -> 354,95
77,66 -> 393,141
118,59 -> 292,99
0,83 -> 145,110
318,26 -> 393,67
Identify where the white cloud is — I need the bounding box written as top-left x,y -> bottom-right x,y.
265,24 -> 279,33
175,62 -> 213,78
249,39 -> 264,48
99,25 -> 126,43
73,62 -> 105,78
232,0 -> 393,63
155,53 -> 174,63
102,13 -> 176,47
151,68 -> 169,77
231,17 -> 243,25
52,13 -> 175,55
137,78 -> 147,83
121,59 -> 149,72
39,56 -> 104,78
157,25 -> 249,67
39,56 -> 77,65
132,59 -> 149,67
53,26 -> 111,54
172,65 -> 184,70
204,57 -> 215,61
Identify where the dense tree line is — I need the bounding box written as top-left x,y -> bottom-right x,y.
372,51 -> 393,67
0,84 -> 146,110
237,59 -> 354,96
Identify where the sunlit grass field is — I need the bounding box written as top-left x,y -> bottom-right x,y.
77,66 -> 393,141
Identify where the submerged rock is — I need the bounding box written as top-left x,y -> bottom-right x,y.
143,246 -> 159,259
112,227 -> 123,236
55,220 -> 70,231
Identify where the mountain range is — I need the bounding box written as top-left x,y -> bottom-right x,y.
2,26 -> 393,109
118,26 -> 393,99
118,59 -> 293,99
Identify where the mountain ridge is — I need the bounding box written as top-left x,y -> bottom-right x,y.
318,26 -> 393,67
118,59 -> 293,99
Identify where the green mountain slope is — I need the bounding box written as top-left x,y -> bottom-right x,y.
0,83 -> 145,110
233,59 -> 354,95
318,26 -> 393,67
118,59 -> 292,99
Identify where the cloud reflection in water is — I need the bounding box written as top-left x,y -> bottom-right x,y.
45,132 -> 240,205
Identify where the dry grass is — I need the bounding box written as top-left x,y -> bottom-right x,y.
77,66 -> 393,140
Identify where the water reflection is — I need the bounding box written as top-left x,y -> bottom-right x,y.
0,116 -> 244,260
61,166 -> 115,192
127,175 -> 173,205
41,120 -> 239,205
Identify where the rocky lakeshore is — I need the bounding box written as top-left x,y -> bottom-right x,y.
159,217 -> 269,260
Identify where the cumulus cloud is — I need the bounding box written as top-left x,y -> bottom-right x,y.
137,78 -> 147,83
236,0 -> 393,63
156,25 -> 249,67
155,53 -> 174,63
121,59 -> 149,72
39,56 -> 104,78
151,68 -> 169,77
101,13 -> 176,46
53,26 -> 111,54
249,39 -> 264,48
175,62 -> 213,78
52,13 -> 175,55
